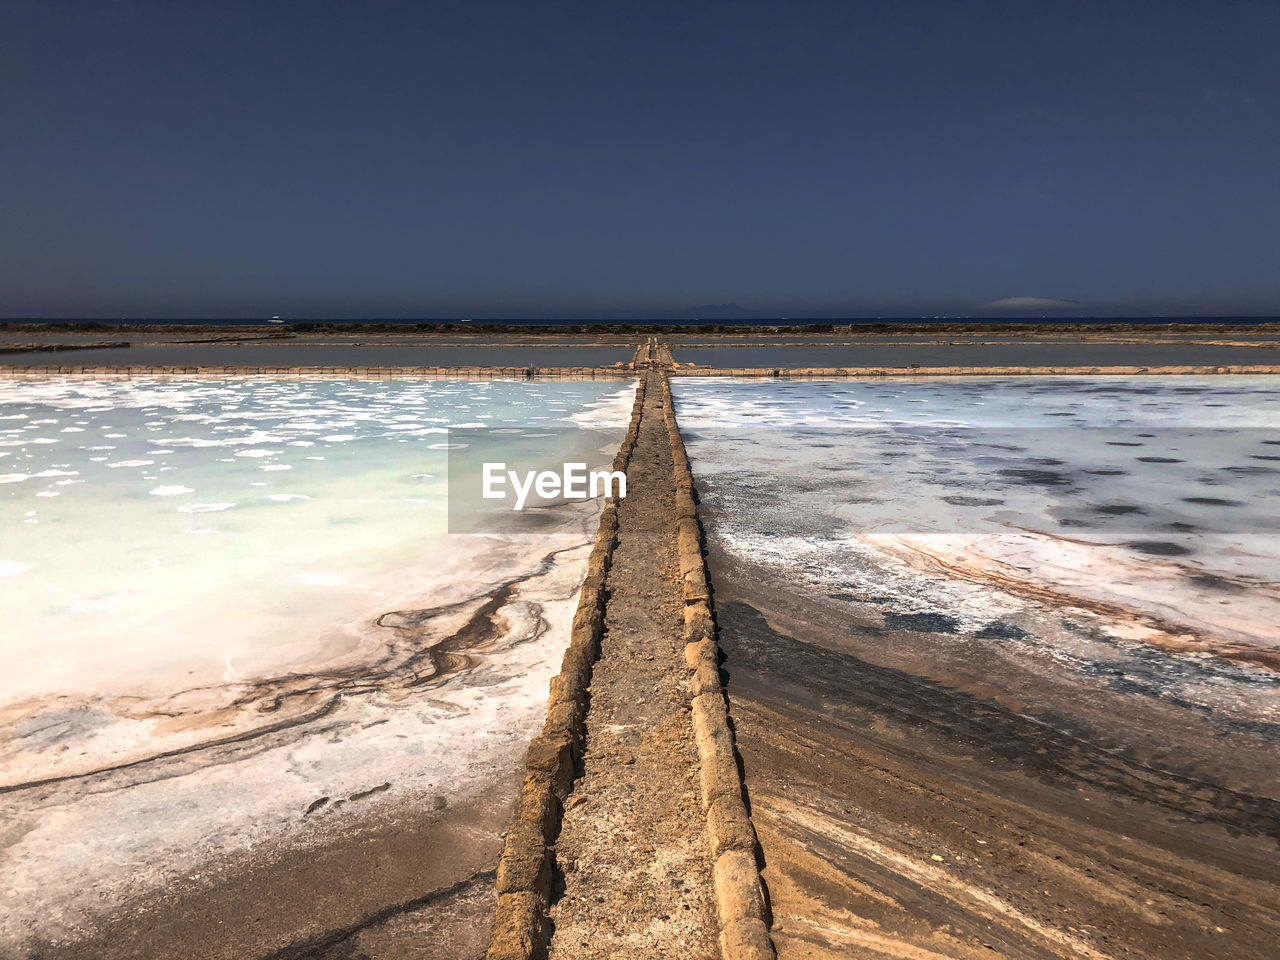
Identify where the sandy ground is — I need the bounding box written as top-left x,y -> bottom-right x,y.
25,787 -> 507,960
708,549 -> 1280,960
546,370 -> 719,958
2,519 -> 611,960
3,484 -> 617,960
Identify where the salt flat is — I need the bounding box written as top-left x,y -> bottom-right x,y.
0,376 -> 635,957
674,375 -> 1280,959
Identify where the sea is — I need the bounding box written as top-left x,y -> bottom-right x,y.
2,315 -> 1278,327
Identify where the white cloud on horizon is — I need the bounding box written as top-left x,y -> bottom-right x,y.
983,296 -> 1082,310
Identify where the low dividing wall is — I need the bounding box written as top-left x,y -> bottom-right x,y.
0,365 -> 634,380
661,371 -> 776,960
671,364 -> 1280,377
485,376 -> 648,960
10,362 -> 1278,382
485,369 -> 775,959
0,342 -> 129,354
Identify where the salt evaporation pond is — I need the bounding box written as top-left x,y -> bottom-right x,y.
673,376 -> 1280,957
674,341 -> 1280,367
1,343 -> 632,366
0,377 -> 635,952
672,376 -> 1280,785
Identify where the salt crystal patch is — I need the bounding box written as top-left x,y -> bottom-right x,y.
107,460 -> 155,468
267,494 -> 310,502
0,560 -> 32,576
72,595 -> 123,612
150,486 -> 194,496
296,572 -> 346,586
178,502 -> 236,514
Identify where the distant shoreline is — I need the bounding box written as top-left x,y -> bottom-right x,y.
3,318 -> 1280,337
5,365 -> 1279,381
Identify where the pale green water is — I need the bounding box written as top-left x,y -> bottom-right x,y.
0,377 -> 632,705
0,376 -> 637,949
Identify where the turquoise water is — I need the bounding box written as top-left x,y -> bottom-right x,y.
0,377 -> 631,704
0,375 -> 636,947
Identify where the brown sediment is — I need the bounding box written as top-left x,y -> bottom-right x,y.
28,789 -> 513,960
900,539 -> 1280,672
705,577 -> 1280,960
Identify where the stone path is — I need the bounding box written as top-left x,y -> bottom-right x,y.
544,369 -> 719,959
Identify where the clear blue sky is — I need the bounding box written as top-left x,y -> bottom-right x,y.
2,1 -> 1277,318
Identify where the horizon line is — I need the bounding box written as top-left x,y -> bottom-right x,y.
4,314 -> 1280,324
